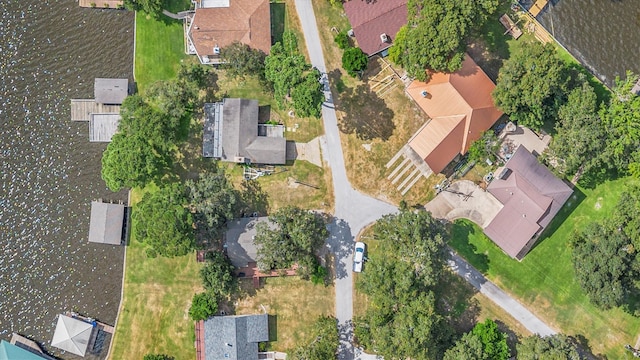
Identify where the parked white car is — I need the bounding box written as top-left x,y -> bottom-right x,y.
353,242 -> 366,273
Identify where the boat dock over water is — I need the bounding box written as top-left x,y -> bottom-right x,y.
529,0 -> 549,17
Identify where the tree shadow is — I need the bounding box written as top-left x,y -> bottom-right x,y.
494,319 -> 520,356
449,220 -> 490,273
240,180 -> 270,216
335,82 -> 395,141
270,3 -> 285,45
572,334 -> 608,360
258,105 -> 271,123
528,185 -> 585,254
439,272 -> 482,334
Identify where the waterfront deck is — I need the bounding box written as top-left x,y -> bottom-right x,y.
78,0 -> 123,8
529,0 -> 549,17
71,99 -> 120,122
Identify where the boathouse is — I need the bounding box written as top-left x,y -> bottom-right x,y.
51,314 -> 94,357
70,78 -> 129,142
88,201 -> 128,245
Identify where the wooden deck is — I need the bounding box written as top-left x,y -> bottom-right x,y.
529,0 -> 549,17
500,14 -> 523,39
71,99 -> 120,121
78,0 -> 123,8
10,333 -> 46,354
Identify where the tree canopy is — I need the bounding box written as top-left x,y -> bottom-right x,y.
265,32 -> 323,118
123,0 -> 162,16
389,0 -> 498,80
200,251 -> 236,298
220,42 -> 267,81
354,210 -> 452,359
492,42 -> 569,130
444,319 -> 509,360
188,292 -> 219,321
467,130 -> 500,164
547,81 -> 606,177
342,47 -> 368,77
291,316 -> 339,360
254,207 -> 329,275
186,171 -> 240,239
516,334 -> 582,360
133,183 -> 195,258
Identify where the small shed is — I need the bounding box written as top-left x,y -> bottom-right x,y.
89,113 -> 121,142
88,201 -> 126,245
51,315 -> 94,357
94,78 -> 128,105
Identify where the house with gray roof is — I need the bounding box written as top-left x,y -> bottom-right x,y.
483,145 -> 573,259
88,201 -> 127,245
195,314 -> 270,360
203,99 -> 286,164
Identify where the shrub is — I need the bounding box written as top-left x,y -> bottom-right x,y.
334,31 -> 350,49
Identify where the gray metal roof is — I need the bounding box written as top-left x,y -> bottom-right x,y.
202,99 -> 287,164
94,78 -> 128,105
89,113 -> 121,142
88,201 -> 125,245
204,314 -> 269,360
51,315 -> 93,357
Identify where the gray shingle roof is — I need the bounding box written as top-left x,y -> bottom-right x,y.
94,78 -> 128,105
203,99 -> 286,164
204,314 -> 269,360
88,201 -> 125,245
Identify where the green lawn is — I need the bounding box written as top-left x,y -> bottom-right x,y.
109,186 -> 203,360
449,177 -> 640,358
135,12 -> 189,92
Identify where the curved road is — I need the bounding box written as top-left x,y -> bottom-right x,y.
292,0 -> 555,358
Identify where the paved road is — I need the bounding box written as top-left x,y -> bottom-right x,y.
293,0 -> 554,358
448,251 -> 556,336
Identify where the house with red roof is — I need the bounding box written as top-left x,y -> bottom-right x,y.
484,145 -> 573,259
405,54 -> 504,175
343,0 -> 407,56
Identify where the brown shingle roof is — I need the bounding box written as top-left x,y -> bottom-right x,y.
188,0 -> 271,57
484,146 -> 573,259
343,0 -> 407,55
406,54 -> 503,173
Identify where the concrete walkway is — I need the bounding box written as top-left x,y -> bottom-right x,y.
292,0 -> 555,358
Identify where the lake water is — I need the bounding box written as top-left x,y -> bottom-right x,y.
536,0 -> 640,87
0,0 -> 133,357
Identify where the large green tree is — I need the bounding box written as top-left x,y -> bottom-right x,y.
601,71 -> 640,173
613,184 -> 640,249
254,206 -> 328,275
342,47 -> 368,77
200,251 -> 236,298
389,0 -> 498,80
188,292 -> 219,321
492,42 -> 569,130
291,316 -> 339,360
186,171 -> 240,239
265,32 -> 323,118
354,210 -> 452,359
133,183 -> 195,258
547,81 -> 606,177
444,319 -> 509,360
220,42 -> 267,81
571,221 -> 636,309
443,332 -> 485,360
123,0 -> 162,16
516,334 -> 582,360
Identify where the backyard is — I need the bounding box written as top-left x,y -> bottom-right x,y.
449,176 -> 640,358
234,276 -> 335,352
109,186 -> 203,360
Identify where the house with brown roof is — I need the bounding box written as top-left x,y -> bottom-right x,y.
343,0 -> 407,56
484,145 -> 573,259
185,0 -> 271,64
406,54 -> 503,174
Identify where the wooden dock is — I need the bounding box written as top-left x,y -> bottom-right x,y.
500,14 -> 523,39
71,99 -> 120,122
78,0 -> 123,8
529,0 -> 549,17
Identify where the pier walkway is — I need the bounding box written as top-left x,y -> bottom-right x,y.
71,99 -> 120,122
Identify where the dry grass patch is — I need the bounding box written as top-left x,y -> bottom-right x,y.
235,276 -> 335,352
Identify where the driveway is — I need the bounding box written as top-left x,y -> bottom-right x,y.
424,180 -> 502,228
292,0 -> 555,358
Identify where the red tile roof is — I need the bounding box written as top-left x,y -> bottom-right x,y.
406,54 -> 503,173
188,0 -> 271,57
484,146 -> 573,259
343,0 -> 407,55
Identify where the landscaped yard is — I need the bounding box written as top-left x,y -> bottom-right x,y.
312,0 -> 443,206
449,176 -> 640,358
234,276 -> 335,352
109,186 -> 203,360
134,12 -> 190,92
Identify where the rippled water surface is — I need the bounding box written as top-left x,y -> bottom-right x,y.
537,0 -> 640,87
0,0 -> 133,356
